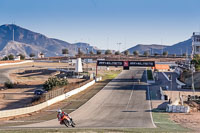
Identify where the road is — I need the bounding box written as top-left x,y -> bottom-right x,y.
0,66 -> 32,84
149,71 -> 179,100
15,67 -> 156,128
0,68 -> 11,84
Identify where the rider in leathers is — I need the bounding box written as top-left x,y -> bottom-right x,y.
57,109 -> 72,124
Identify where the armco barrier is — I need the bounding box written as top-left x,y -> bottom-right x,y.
176,78 -> 186,87
162,72 -> 170,81
160,87 -> 165,100
0,78 -> 100,118
0,60 -> 33,67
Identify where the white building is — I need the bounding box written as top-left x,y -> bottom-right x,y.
75,58 -> 83,73
192,32 -> 200,56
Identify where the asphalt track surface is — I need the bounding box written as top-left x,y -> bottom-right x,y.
15,68 -> 156,128
0,66 -> 32,84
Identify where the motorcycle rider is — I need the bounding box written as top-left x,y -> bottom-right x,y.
57,109 -> 73,124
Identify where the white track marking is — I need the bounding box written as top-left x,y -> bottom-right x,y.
147,85 -> 157,128
126,86 -> 134,110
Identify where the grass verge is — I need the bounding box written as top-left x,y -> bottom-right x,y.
147,69 -> 153,80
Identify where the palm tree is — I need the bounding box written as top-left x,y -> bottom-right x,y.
78,48 -> 84,56
29,53 -> 35,58
97,50 -> 101,55
163,51 -> 168,57
62,48 -> 69,56
124,50 -> 129,56
154,53 -> 158,57
172,54 -> 176,57
8,54 -> 14,60
115,51 -> 120,55
182,53 -> 186,57
18,54 -> 25,60
133,51 -> 139,56
105,50 -> 112,55
143,51 -> 149,57
90,51 -> 94,55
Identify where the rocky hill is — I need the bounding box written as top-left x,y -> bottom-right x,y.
125,39 -> 192,55
0,24 -> 99,57
126,44 -> 168,55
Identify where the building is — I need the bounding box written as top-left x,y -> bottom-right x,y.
192,32 -> 200,56
152,64 -> 170,71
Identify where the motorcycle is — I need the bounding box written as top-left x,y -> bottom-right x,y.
59,114 -> 75,127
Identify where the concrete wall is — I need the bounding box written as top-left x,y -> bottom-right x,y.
0,102 -> 48,118
0,60 -> 33,67
0,78 -> 101,119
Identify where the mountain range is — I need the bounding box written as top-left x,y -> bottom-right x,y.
0,24 -> 99,57
126,39 -> 192,55
0,24 -> 193,58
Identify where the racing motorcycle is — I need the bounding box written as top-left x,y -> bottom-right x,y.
59,114 -> 75,127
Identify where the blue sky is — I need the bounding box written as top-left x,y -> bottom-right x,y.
0,0 -> 200,51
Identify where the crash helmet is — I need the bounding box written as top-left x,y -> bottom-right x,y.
57,109 -> 62,113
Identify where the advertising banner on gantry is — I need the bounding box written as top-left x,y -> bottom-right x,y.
97,60 -> 155,67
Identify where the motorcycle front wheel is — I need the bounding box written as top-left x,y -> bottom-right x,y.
63,119 -> 69,127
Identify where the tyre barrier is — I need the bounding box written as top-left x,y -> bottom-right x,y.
166,104 -> 190,113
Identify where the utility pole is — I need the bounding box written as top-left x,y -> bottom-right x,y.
13,28 -> 14,42
86,48 -> 89,76
180,49 -> 182,56
191,64 -> 195,95
117,43 -> 122,52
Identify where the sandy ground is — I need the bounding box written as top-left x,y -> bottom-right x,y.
169,112 -> 200,131
0,62 -> 76,110
0,61 -> 121,110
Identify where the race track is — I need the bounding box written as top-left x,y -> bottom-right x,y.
15,68 -> 156,128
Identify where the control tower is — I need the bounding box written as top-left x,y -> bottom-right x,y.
192,32 -> 200,57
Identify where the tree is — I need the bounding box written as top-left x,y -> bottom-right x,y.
105,50 -> 112,55
143,51 -> 149,57
8,54 -> 14,60
154,53 -> 158,57
78,48 -> 84,56
115,51 -> 120,55
18,54 -> 25,60
89,51 -> 94,55
124,50 -> 129,56
191,54 -> 200,70
29,53 -> 35,58
43,77 -> 68,91
163,51 -> 168,57
62,48 -> 68,56
133,51 -> 139,56
2,56 -> 8,61
182,53 -> 186,57
97,50 -> 101,55
172,54 -> 176,57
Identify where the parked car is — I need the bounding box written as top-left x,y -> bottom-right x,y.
34,89 -> 46,95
